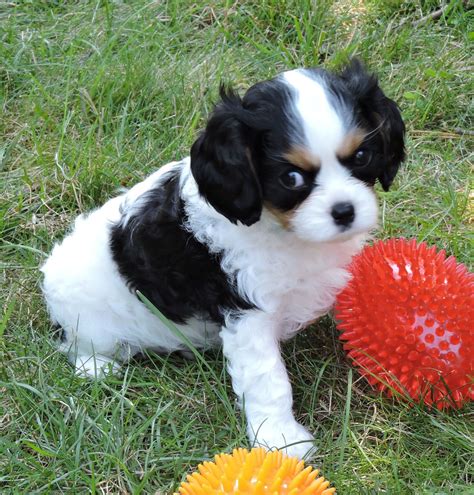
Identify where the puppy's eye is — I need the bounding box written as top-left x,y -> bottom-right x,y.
354,149 -> 372,167
279,170 -> 306,190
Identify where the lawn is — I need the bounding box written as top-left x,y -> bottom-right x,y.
1,0 -> 473,493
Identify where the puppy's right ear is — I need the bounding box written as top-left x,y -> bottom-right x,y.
190,86 -> 262,226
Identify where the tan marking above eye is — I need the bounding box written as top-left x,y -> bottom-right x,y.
283,147 -> 320,172
337,128 -> 367,159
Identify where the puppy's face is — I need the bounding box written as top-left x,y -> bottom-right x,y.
191,60 -> 405,243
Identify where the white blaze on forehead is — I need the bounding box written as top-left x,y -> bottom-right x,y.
283,70 -> 346,160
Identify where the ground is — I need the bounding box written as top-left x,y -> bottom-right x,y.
0,0 -> 473,493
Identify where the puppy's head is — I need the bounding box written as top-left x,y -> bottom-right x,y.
191,59 -> 405,242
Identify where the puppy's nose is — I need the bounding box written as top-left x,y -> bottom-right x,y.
331,202 -> 355,227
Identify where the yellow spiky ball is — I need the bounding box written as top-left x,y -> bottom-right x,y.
175,447 -> 336,495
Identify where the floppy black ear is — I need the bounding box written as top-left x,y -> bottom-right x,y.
341,59 -> 406,191
190,86 -> 262,226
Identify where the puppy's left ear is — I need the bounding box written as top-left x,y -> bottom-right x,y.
191,86 -> 262,226
341,59 -> 406,191
375,96 -> 406,191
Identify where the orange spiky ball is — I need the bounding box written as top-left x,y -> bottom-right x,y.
175,447 -> 336,495
335,238 -> 474,409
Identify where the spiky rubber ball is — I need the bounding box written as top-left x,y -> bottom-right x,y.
335,238 -> 473,409
175,447 -> 336,495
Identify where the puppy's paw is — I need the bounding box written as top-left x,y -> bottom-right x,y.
75,355 -> 121,379
249,417 -> 316,459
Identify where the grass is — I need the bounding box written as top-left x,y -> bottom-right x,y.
1,0 -> 473,493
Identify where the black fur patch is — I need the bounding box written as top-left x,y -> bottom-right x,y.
110,167 -> 253,325
191,79 -> 317,223
336,59 -> 406,191
300,61 -> 405,192
190,87 -> 264,227
243,79 -> 318,211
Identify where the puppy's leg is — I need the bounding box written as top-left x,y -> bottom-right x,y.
58,323 -> 134,379
73,353 -> 122,378
221,311 -> 315,459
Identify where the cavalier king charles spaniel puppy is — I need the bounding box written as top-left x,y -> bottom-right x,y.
41,59 -> 405,458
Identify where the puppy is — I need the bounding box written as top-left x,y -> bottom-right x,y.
41,59 -> 405,458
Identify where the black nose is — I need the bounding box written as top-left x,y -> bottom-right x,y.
331,202 -> 355,227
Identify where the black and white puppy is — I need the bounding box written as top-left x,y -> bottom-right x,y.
41,60 -> 405,458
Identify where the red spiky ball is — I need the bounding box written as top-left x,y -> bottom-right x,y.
335,238 -> 473,409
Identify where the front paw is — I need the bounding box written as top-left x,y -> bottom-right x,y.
248,417 -> 315,459
74,355 -> 122,379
